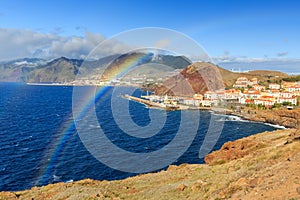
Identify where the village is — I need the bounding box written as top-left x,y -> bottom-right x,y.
140,77 -> 300,110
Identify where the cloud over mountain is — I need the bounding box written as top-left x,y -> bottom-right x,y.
0,28 -> 127,61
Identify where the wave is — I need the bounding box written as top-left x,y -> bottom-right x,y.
53,175 -> 61,182
264,123 -> 286,129
213,113 -> 286,129
212,113 -> 248,122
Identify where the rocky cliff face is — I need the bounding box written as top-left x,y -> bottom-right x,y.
153,62 -> 226,96
241,108 -> 300,129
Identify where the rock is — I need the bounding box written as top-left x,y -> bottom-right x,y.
191,179 -> 207,192
249,177 -> 262,188
177,184 -> 186,191
296,187 -> 300,195
248,109 -> 300,129
191,184 -> 200,192
235,178 -> 248,187
167,165 -> 177,171
204,139 -> 264,165
0,192 -> 16,199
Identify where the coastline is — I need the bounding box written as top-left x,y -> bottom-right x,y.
22,83 -> 300,130
230,108 -> 300,129
2,84 -> 299,199
1,128 -> 300,199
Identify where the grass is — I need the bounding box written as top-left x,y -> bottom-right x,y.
211,159 -> 226,165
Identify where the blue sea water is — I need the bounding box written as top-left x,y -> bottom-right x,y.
0,83 -> 279,191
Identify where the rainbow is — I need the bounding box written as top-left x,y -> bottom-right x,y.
36,52 -> 154,185
102,52 -> 154,82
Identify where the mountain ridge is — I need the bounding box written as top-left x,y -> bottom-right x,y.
0,54 -> 192,83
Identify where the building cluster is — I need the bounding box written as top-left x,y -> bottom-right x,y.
179,77 -> 300,108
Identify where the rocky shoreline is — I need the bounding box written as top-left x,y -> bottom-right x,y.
231,108 -> 300,129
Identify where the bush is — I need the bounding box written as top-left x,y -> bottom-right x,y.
282,102 -> 292,106
272,103 -> 282,109
282,75 -> 300,82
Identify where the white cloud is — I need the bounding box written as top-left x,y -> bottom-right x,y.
212,54 -> 300,74
0,28 -> 127,61
212,54 -> 299,64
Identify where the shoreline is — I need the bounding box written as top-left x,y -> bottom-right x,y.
125,93 -> 297,129
229,108 -> 300,129
1,128 -> 299,199
24,83 -> 296,129
226,112 -> 287,129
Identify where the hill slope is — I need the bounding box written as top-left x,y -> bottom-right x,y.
25,57 -> 82,83
152,62 -> 289,96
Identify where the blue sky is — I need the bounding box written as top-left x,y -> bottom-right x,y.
1,0 -> 300,64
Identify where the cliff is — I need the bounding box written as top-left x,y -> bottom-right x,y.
238,108 -> 300,129
1,128 -> 300,199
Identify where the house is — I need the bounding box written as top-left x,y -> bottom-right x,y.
233,77 -> 249,88
269,83 -> 280,90
287,85 -> 300,93
277,96 -> 297,105
200,99 -> 219,107
252,84 -> 265,91
200,99 -> 213,107
224,89 -> 241,99
254,99 -> 274,107
251,78 -> 258,85
236,77 -> 249,84
242,90 -> 261,99
204,91 -> 218,100
216,90 -> 225,100
245,99 -> 254,104
268,90 -> 281,98
254,96 -> 276,107
240,98 -> 254,104
193,94 -> 203,100
281,81 -> 297,89
280,91 -> 294,98
182,98 -> 201,106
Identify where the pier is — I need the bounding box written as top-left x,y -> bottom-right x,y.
123,95 -> 213,111
123,95 -> 181,110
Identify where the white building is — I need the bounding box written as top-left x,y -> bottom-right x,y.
252,84 -> 265,91
277,97 -> 297,105
242,90 -> 261,99
269,83 -> 280,90
204,91 -> 218,100
287,85 -> 300,93
254,99 -> 275,107
280,92 -> 294,98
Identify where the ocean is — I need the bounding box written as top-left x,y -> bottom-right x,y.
0,83 -> 280,191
